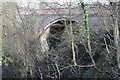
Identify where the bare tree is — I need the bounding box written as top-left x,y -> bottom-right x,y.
111,2 -> 120,69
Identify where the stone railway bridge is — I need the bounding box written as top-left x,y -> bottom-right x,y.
19,7 -> 112,57
19,7 -> 111,34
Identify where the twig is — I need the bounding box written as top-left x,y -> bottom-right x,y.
55,63 -> 61,79
104,38 -> 110,54
38,67 -> 43,80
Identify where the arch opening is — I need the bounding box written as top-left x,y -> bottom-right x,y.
39,18 -> 80,53
47,19 -> 79,50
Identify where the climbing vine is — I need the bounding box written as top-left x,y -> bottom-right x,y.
81,2 -> 95,65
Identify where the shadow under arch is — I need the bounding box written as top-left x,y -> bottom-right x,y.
39,17 -> 81,52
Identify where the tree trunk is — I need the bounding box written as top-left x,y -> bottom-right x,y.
111,2 -> 120,69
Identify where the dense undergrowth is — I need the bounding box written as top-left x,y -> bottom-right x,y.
1,1 -> 120,79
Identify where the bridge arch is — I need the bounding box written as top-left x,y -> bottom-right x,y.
39,17 -> 81,52
44,17 -> 80,30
